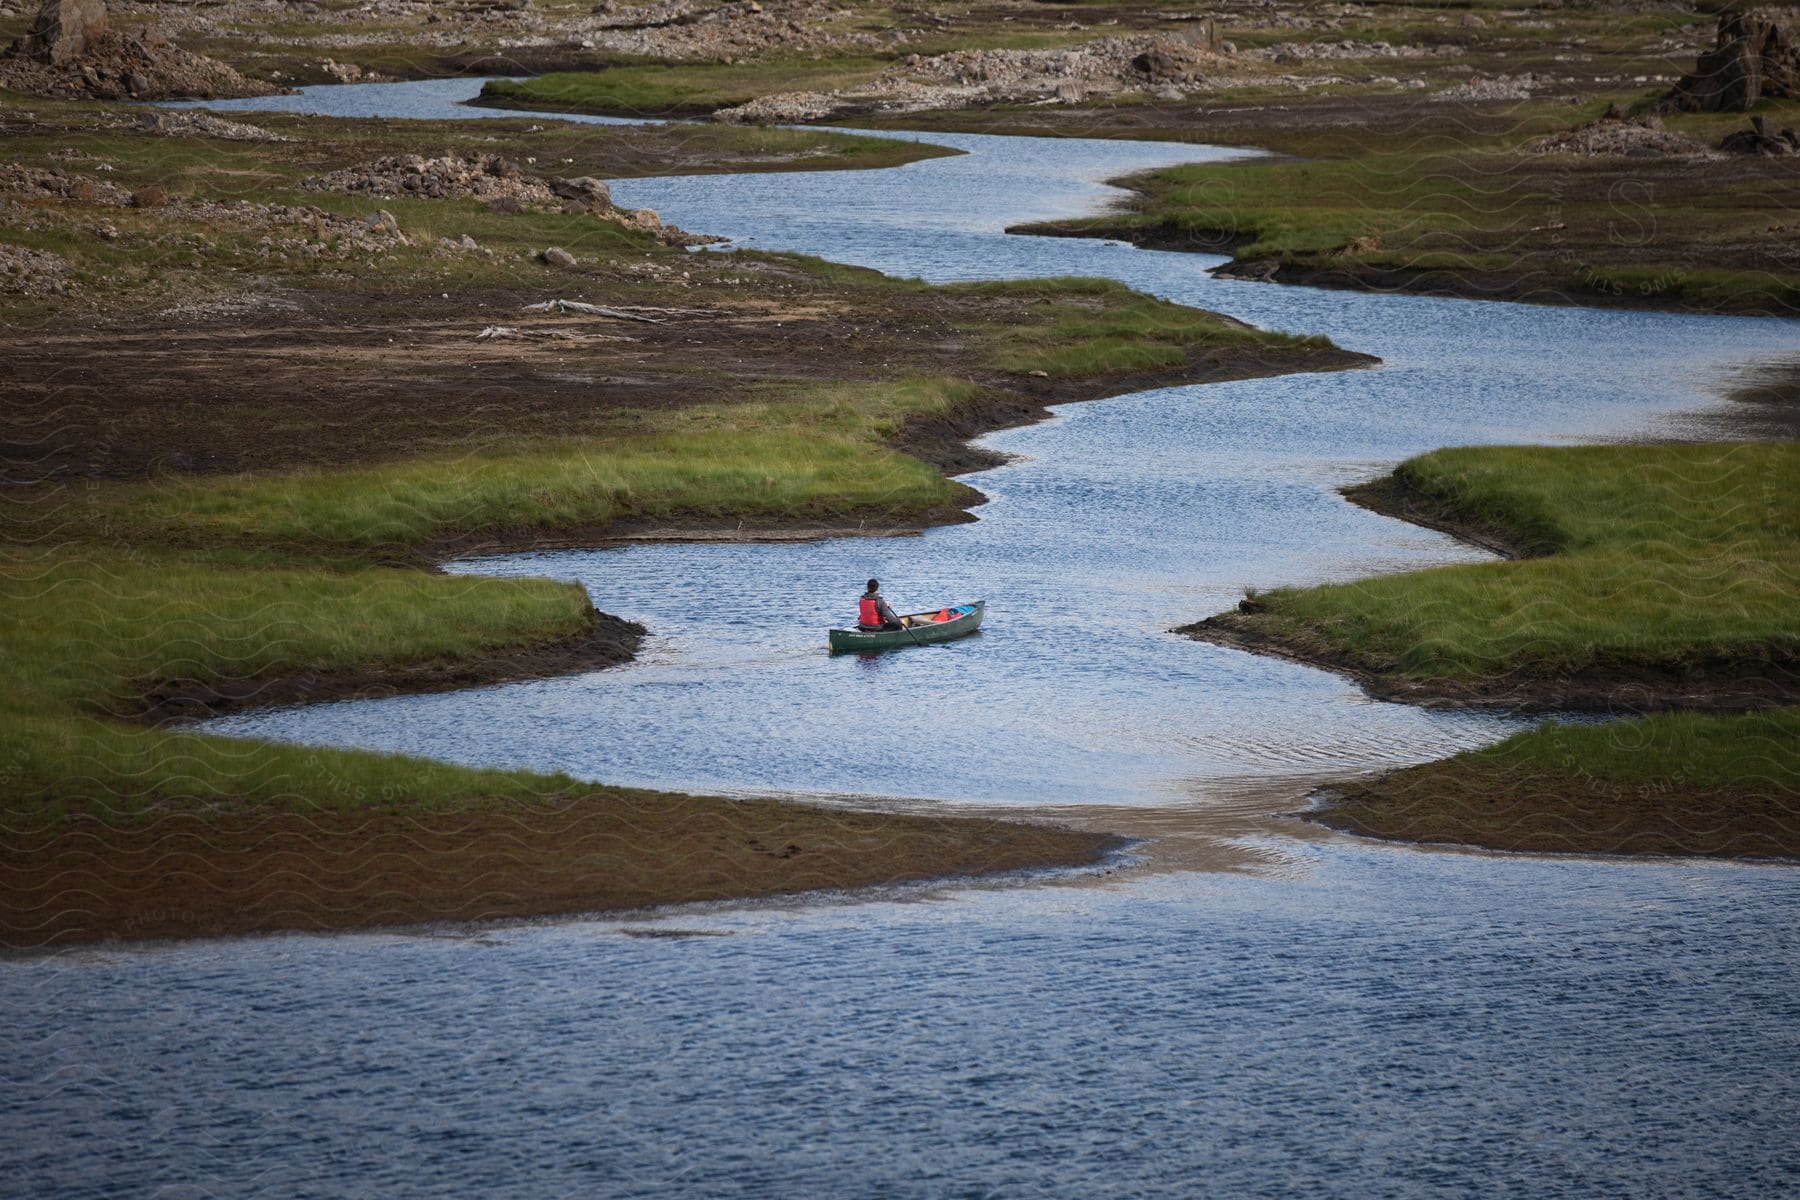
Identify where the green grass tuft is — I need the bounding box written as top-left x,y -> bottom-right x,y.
953,277 -> 1330,378
55,380 -> 975,551
0,546 -> 598,821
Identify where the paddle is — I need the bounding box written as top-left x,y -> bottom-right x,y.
871,588 -> 925,646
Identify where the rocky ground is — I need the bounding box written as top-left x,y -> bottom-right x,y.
1,158 -> 416,271
0,237 -> 69,293
1526,108 -> 1718,159
0,0 -> 281,100
128,108 -> 291,139
0,0 -> 1728,99
300,151 -> 723,245
716,31 -> 1241,121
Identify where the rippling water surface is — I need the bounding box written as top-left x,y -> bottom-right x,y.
9,852 -> 1798,1197
8,79 -> 1795,1198
196,81 -> 1796,805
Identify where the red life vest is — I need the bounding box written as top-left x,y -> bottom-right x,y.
859,596 -> 881,627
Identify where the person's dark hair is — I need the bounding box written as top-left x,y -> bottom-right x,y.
866,578 -> 879,592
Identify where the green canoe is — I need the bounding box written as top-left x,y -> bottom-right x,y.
828,600 -> 985,653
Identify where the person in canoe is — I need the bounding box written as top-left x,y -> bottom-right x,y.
857,578 -> 908,632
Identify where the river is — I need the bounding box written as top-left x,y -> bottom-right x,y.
6,79 -> 1797,1198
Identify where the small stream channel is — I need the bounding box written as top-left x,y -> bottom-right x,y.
5,79 -> 1797,1197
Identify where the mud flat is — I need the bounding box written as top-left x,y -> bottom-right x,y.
1,795 -> 1115,949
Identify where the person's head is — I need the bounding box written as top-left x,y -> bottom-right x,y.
866,578 -> 880,593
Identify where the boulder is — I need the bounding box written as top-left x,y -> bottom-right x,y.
549,175 -> 611,209
541,246 -> 578,268
129,184 -> 166,208
1132,49 -> 1190,83
1186,17 -> 1223,54
1665,6 -> 1800,112
14,0 -> 108,67
1718,114 -> 1800,155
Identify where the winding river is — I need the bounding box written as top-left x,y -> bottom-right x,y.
6,80 -> 1798,1197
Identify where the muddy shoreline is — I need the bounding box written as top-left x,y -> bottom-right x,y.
127,608 -> 648,727
1186,613 -> 1797,713
1296,781 -> 1800,863
1297,750 -> 1800,862
1,798 -> 1118,950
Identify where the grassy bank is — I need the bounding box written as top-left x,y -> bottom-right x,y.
1316,709 -> 1800,859
1194,442 -> 1799,707
966,280 -> 1328,378
1187,442 -> 1799,858
66,382 -> 975,553
1013,95 -> 1800,316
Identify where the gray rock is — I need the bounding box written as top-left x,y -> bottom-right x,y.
1718,114 -> 1800,154
1184,17 -> 1222,53
1132,49 -> 1190,82
541,246 -> 578,268
15,0 -> 108,67
549,175 -> 611,209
